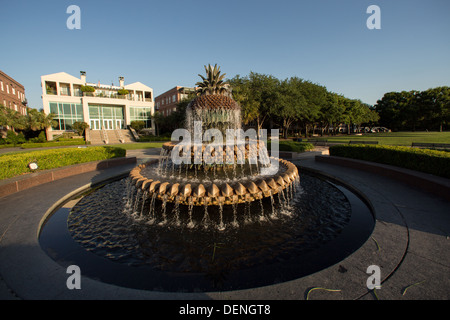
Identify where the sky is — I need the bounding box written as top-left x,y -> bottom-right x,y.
1,0 -> 449,110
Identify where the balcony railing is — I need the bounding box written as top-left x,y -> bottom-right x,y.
82,92 -> 152,102
44,89 -> 152,102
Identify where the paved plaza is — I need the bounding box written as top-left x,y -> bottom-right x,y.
0,147 -> 449,300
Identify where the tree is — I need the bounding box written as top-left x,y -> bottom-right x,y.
320,92 -> 346,135
130,120 -> 145,133
72,121 -> 90,136
417,87 -> 450,132
296,80 -> 327,137
0,104 -> 25,132
276,77 -> 305,138
375,87 -> 449,131
25,108 -> 56,131
228,75 -> 259,127
151,112 -> 164,136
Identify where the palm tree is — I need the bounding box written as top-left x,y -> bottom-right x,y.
0,104 -> 26,132
26,108 -> 56,131
195,64 -> 229,96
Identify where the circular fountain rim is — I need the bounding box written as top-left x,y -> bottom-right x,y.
37,165 -> 376,294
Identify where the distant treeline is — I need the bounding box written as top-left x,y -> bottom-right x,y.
375,87 -> 450,132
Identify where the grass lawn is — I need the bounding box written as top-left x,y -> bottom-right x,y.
107,142 -> 165,150
306,131 -> 450,146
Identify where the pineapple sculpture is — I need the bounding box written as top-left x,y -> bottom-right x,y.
195,64 -> 229,96
187,64 -> 241,135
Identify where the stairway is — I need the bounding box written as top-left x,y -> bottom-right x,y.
89,129 -> 135,145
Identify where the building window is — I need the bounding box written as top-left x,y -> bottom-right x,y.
88,104 -> 124,130
130,106 -> 152,128
45,81 -> 57,95
12,87 -> 15,95
0,81 -> 3,91
60,83 -> 71,96
172,95 -> 176,103
6,85 -> 9,94
73,85 -> 82,97
50,102 -> 84,130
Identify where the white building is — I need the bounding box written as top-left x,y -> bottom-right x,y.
41,71 -> 154,140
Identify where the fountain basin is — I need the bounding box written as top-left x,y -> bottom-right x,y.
38,169 -> 375,292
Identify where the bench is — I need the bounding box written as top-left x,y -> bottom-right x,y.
348,141 -> 378,145
412,142 -> 450,149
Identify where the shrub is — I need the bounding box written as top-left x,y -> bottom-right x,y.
329,144 -> 450,178
29,131 -> 47,143
130,120 -> 145,132
5,130 -> 26,146
267,140 -> 314,153
72,121 -> 90,136
138,135 -> 171,142
0,146 -> 126,180
117,89 -> 129,95
80,85 -> 95,92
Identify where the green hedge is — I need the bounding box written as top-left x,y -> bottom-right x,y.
329,144 -> 450,178
138,135 -> 171,142
0,146 -> 126,180
268,140 -> 315,153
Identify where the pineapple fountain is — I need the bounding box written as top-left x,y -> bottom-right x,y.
127,64 -> 300,230
39,64 -> 373,292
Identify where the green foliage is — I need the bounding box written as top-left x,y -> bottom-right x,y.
375,87 -> 450,131
130,120 -> 146,132
117,89 -> 129,95
329,144 -> 450,178
1,105 -> 56,137
267,140 -> 314,153
80,85 -> 95,92
137,135 -> 171,142
5,130 -> 26,146
0,146 -> 126,180
28,131 -> 47,143
228,73 -> 377,137
72,121 -> 90,136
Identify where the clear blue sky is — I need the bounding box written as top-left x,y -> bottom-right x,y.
1,0 -> 449,110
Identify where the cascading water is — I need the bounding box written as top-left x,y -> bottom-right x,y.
125,70 -> 300,230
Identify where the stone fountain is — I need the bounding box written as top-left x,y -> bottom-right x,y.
127,64 -> 299,229
39,65 -> 375,292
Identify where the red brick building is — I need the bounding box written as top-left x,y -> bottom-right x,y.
0,70 -> 27,115
155,86 -> 196,117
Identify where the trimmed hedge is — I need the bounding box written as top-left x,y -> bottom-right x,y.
138,135 -> 171,142
0,146 -> 126,180
329,144 -> 450,179
268,140 -> 315,153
